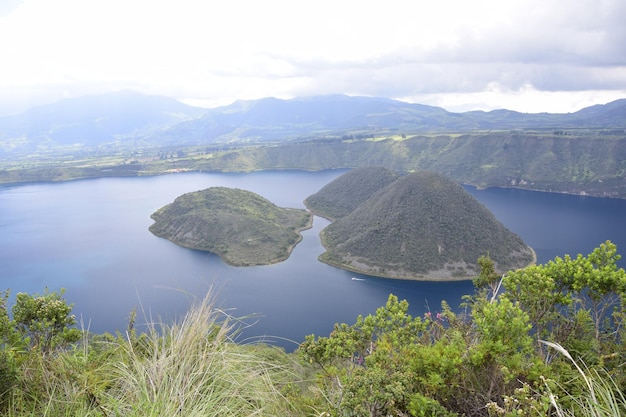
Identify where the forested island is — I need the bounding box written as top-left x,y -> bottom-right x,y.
149,187 -> 312,266
306,167 -> 535,280
148,167 -> 534,279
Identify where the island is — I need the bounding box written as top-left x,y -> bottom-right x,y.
149,187 -> 312,266
305,167 -> 536,280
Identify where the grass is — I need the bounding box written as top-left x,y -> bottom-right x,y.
5,291 -> 299,416
541,340 -> 626,417
106,294 -> 292,416
2,287 -> 624,416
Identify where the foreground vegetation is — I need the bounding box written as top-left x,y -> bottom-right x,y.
0,290 -> 300,416
1,242 -> 625,416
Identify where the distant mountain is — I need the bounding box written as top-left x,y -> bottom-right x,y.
310,169 -> 535,280
0,90 -> 205,154
1,92 -> 625,156
217,95 -> 450,128
154,94 -> 452,144
569,98 -> 626,126
156,95 -> 626,144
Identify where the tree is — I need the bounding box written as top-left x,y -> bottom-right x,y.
299,294 -> 432,416
471,254 -> 504,303
502,263 -> 574,351
0,290 -> 11,345
11,288 -> 80,354
299,293 -> 542,416
0,290 -> 18,410
466,296 -> 537,409
299,243 -> 626,416
503,241 -> 626,359
572,241 -> 626,341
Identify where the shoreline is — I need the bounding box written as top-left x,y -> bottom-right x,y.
2,166 -> 625,200
317,228 -> 538,282
317,247 -> 537,282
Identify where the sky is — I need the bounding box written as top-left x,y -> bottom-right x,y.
1,0 -> 625,116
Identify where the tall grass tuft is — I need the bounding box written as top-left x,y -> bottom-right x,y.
4,290 -> 301,416
541,340 -> 626,417
102,291 -> 295,416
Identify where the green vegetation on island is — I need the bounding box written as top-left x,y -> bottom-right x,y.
304,166 -> 399,220
307,168 -> 535,280
149,187 -> 312,266
1,242 -> 625,416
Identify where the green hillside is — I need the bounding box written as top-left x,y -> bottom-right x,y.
2,94 -> 626,198
314,170 -> 535,280
304,166 -> 399,219
180,131 -> 626,198
149,187 -> 312,266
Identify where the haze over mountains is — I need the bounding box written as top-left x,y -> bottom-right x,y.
1,91 -> 625,155
0,91 -> 204,154
2,91 -> 624,198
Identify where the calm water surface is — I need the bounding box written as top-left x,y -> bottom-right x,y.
1,171 -> 625,350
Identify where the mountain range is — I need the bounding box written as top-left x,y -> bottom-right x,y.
0,90 -> 204,156
1,91 -> 625,156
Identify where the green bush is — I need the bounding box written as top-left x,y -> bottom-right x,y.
0,349 -> 17,411
12,288 -> 81,354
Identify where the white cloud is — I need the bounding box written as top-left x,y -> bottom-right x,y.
410,86 -> 626,114
0,0 -> 625,114
0,0 -> 22,17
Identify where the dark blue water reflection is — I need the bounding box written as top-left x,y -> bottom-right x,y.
463,186 -> 626,266
1,171 -> 624,350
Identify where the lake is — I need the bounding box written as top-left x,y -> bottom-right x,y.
1,170 -> 625,351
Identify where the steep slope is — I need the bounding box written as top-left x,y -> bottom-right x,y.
149,187 -> 312,266
317,170 -> 535,280
304,166 -> 399,219
188,130 -> 626,198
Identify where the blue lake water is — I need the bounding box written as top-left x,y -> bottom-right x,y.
1,170 -> 625,351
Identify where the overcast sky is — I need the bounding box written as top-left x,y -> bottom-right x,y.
1,0 -> 625,115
